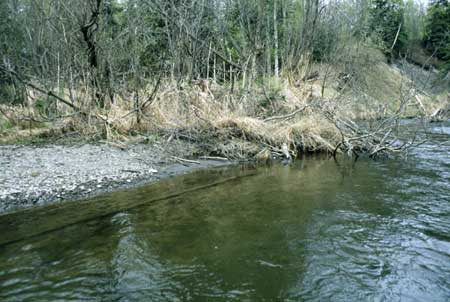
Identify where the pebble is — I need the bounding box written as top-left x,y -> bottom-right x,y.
0,144 -> 163,213
0,143 -> 225,214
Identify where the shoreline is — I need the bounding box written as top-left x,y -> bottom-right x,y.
0,142 -> 233,215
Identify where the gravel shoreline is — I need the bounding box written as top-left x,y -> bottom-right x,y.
0,143 -> 231,214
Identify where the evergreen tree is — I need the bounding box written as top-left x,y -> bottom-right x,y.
424,0 -> 450,62
0,0 -> 26,104
370,0 -> 408,58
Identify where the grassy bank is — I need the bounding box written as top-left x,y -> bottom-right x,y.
1,52 -> 448,159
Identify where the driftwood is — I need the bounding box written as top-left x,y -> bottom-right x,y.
429,104 -> 449,121
264,104 -> 309,122
199,156 -> 229,161
324,106 -> 409,159
170,156 -> 201,164
99,140 -> 128,150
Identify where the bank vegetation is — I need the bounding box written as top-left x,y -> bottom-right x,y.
0,0 -> 449,160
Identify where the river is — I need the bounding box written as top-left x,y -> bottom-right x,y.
0,121 -> 449,301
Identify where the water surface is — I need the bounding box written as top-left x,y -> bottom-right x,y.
0,121 -> 449,301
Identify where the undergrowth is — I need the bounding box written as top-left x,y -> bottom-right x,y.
0,57 -> 448,159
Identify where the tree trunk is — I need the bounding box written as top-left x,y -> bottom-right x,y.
273,0 -> 279,78
266,10 -> 272,77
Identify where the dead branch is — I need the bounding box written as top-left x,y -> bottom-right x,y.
199,156 -> 229,161
120,76 -> 162,120
264,104 -> 309,122
170,156 -> 201,164
1,66 -> 80,112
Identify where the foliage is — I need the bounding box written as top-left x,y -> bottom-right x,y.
370,0 -> 409,57
0,0 -> 440,109
403,0 -> 426,43
424,0 -> 450,66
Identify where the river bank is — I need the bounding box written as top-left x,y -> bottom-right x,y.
0,59 -> 448,214
0,121 -> 448,301
0,141 -> 232,214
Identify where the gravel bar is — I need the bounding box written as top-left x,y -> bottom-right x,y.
0,144 -> 230,214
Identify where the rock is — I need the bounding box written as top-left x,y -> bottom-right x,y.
0,142 -> 230,214
389,139 -> 404,148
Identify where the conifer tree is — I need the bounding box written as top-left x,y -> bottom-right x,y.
424,0 -> 450,62
370,0 -> 408,58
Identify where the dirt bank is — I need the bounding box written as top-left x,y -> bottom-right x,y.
0,142 -> 232,214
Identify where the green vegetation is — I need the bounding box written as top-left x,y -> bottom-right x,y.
424,0 -> 450,70
0,0 -> 448,156
0,0 -> 439,101
370,0 -> 409,58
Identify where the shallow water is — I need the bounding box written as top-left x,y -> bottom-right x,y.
0,121 -> 449,301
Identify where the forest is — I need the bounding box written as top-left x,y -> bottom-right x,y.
0,0 -> 449,158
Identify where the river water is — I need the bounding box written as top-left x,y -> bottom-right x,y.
0,121 -> 449,301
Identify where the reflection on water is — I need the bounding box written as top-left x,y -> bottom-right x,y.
0,121 -> 449,301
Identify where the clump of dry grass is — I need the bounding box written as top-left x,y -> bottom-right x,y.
0,76 -> 382,157
129,80 -> 345,159
2,58 -> 447,158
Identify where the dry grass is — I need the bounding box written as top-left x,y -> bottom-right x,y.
1,57 -> 448,158
131,81 -> 343,158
